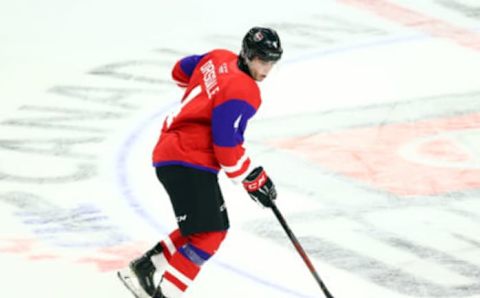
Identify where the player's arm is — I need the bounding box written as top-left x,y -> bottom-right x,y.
171,54 -> 206,87
212,98 -> 277,207
212,98 -> 256,182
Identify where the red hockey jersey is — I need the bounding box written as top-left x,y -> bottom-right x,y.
152,49 -> 261,182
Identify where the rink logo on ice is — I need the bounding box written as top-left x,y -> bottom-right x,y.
0,192 -> 146,272
259,91 -> 480,296
275,112 -> 480,196
0,48 -> 186,272
0,236 -> 148,272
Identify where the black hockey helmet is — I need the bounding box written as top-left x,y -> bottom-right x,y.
241,27 -> 283,62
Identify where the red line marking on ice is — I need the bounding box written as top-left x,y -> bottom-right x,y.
77,257 -> 128,272
28,254 -> 59,261
77,242 -> 147,272
339,0 -> 480,52
0,238 -> 36,253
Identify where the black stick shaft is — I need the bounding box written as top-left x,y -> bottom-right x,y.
270,201 -> 335,298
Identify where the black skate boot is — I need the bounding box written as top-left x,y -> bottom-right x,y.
152,285 -> 168,298
130,243 -> 164,296
129,254 -> 156,296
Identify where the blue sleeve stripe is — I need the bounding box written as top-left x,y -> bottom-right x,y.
180,54 -> 206,77
212,99 -> 256,147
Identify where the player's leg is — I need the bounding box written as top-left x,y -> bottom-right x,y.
150,229 -> 188,271
157,231 -> 227,298
154,165 -> 230,298
129,229 -> 189,293
127,241 -> 162,296
117,165 -> 198,297
118,228 -> 189,297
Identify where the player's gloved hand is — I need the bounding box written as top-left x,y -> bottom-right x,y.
242,166 -> 277,208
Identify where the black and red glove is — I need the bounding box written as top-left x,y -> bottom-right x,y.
242,166 -> 277,208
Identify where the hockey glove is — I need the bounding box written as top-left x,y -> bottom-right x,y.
242,166 -> 277,208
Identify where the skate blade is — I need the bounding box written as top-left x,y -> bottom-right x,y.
117,267 -> 151,298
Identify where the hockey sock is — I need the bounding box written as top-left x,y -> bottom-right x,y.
151,229 -> 188,271
160,230 -> 227,298
161,229 -> 189,261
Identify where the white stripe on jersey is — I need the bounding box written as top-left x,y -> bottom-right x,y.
221,153 -> 249,174
231,161 -> 256,184
221,155 -> 256,183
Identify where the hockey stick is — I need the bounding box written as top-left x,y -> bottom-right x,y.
270,200 -> 335,298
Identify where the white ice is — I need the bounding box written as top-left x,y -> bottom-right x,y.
1,0 -> 480,297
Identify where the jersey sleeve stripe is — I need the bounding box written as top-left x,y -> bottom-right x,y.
220,152 -> 249,174
212,99 -> 256,147
225,158 -> 255,183
179,54 -> 206,77
173,78 -> 189,87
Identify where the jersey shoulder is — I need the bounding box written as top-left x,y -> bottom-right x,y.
201,49 -> 261,109
207,48 -> 237,60
222,68 -> 261,109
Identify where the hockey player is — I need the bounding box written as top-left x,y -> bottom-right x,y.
118,26 -> 282,298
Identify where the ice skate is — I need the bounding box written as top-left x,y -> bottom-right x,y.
152,286 -> 168,298
117,254 -> 157,298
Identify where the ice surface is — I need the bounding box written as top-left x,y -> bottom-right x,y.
1,0 -> 480,297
